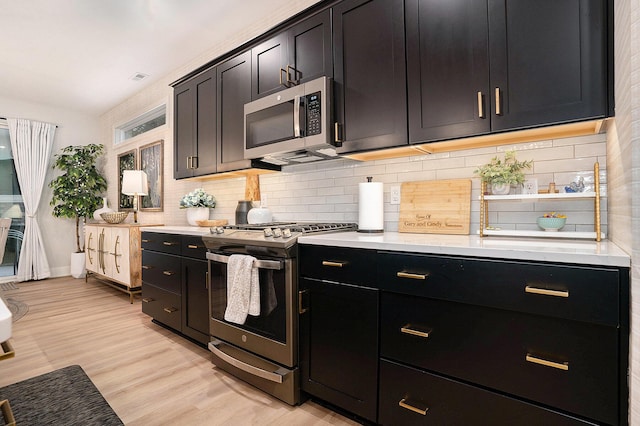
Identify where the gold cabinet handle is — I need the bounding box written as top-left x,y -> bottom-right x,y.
397,271 -> 428,280
400,324 -> 430,339
526,354 -> 569,371
163,307 -> 178,314
162,271 -> 175,276
287,65 -> 298,85
141,239 -> 150,243
399,398 -> 428,416
334,122 -> 342,143
298,289 -> 309,314
279,68 -> 289,87
142,297 -> 154,303
477,91 -> 485,118
113,235 -> 121,274
495,87 -> 501,115
525,286 -> 569,298
187,244 -> 199,249
142,265 -> 151,270
163,241 -> 177,246
322,260 -> 346,268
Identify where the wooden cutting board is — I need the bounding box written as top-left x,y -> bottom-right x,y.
399,179 -> 472,235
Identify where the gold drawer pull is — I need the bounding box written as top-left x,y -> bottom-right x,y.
163,307 -> 178,314
142,297 -> 154,303
163,241 -> 177,246
322,260 -> 346,268
142,239 -> 150,243
399,398 -> 428,416
187,244 -> 199,249
526,354 -> 569,371
397,271 -> 428,280
142,265 -> 151,270
525,286 -> 569,298
400,324 -> 430,339
162,271 -> 175,276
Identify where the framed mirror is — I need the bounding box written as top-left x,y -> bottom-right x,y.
117,149 -> 137,210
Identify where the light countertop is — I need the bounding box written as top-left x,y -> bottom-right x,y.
140,226 -> 212,236
298,232 -> 630,268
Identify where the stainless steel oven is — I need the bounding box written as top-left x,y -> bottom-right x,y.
203,222 -> 356,405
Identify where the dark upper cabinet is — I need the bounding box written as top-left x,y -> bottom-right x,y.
173,68 -> 217,179
251,10 -> 332,100
406,0 -> 491,143
217,51 -> 254,172
407,0 -> 609,145
333,0 -> 407,154
488,0 -> 608,132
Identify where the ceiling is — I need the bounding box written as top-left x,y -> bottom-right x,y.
0,0 -> 306,116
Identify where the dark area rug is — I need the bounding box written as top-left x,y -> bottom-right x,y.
0,365 -> 123,425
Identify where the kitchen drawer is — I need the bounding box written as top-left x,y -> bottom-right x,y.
181,235 -> 208,260
141,251 -> 181,294
380,293 -> 619,425
299,245 -> 376,287
141,231 -> 181,255
378,252 -> 619,326
378,359 -> 595,426
141,283 -> 182,331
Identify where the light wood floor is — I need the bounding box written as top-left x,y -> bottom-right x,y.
0,276 -> 361,425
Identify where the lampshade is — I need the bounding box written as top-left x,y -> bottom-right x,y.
2,204 -> 23,219
121,170 -> 148,196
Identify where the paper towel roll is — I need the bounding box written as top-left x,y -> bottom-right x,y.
358,179 -> 384,232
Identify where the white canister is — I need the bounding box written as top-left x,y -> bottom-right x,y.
358,177 -> 384,233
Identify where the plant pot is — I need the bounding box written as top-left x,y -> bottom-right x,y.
70,252 -> 86,279
186,207 -> 210,226
490,182 -> 512,195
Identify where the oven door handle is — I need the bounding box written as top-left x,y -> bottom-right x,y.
206,252 -> 283,270
208,340 -> 284,384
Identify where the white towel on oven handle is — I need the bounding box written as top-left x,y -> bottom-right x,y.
224,254 -> 260,324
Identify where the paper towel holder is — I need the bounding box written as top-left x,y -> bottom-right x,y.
358,176 -> 385,233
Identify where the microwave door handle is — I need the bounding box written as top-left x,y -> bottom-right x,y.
293,95 -> 302,138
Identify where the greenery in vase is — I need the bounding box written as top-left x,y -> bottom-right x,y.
474,150 -> 533,186
179,188 -> 216,208
49,144 -> 107,253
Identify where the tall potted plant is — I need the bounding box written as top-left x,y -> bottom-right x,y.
49,144 -> 107,278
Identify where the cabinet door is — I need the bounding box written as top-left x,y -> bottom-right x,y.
407,0 -> 490,143
488,0 -> 607,131
107,227 -> 131,286
333,0 -> 407,153
299,277 -> 379,422
217,52 -> 253,172
85,226 -> 98,273
182,258 -> 209,344
251,33 -> 288,99
289,10 -> 333,84
173,68 -> 217,178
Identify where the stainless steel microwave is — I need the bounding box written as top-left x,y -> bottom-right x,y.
244,76 -> 338,165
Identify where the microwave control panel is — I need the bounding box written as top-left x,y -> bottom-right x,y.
306,92 -> 321,136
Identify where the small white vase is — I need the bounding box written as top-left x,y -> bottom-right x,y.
186,207 -> 210,226
93,197 -> 113,222
247,206 -> 273,224
70,252 -> 86,279
490,182 -> 512,195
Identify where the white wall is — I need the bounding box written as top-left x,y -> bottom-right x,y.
0,95 -> 101,278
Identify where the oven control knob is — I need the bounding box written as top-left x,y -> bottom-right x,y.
282,228 -> 292,238
273,228 -> 283,238
215,227 -> 225,234
263,228 -> 273,237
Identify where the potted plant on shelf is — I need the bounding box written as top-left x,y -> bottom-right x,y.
49,144 -> 107,278
180,188 -> 216,226
474,150 -> 533,195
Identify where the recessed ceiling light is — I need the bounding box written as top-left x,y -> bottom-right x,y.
130,72 -> 149,82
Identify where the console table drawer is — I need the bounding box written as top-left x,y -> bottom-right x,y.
141,284 -> 181,331
141,251 -> 181,294
378,252 -> 619,325
378,359 -> 594,426
380,292 -> 619,425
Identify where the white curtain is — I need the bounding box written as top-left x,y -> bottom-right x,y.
8,118 -> 55,281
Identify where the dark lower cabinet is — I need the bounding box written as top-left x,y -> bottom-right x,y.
299,259 -> 379,423
142,232 -> 209,345
333,0 -> 407,153
298,244 -> 629,425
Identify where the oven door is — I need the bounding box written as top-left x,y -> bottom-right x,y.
207,252 -> 297,368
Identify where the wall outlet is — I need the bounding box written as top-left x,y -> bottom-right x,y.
390,185 -> 401,205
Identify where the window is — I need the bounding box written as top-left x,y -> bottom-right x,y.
0,120 -> 24,278
114,104 -> 166,145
